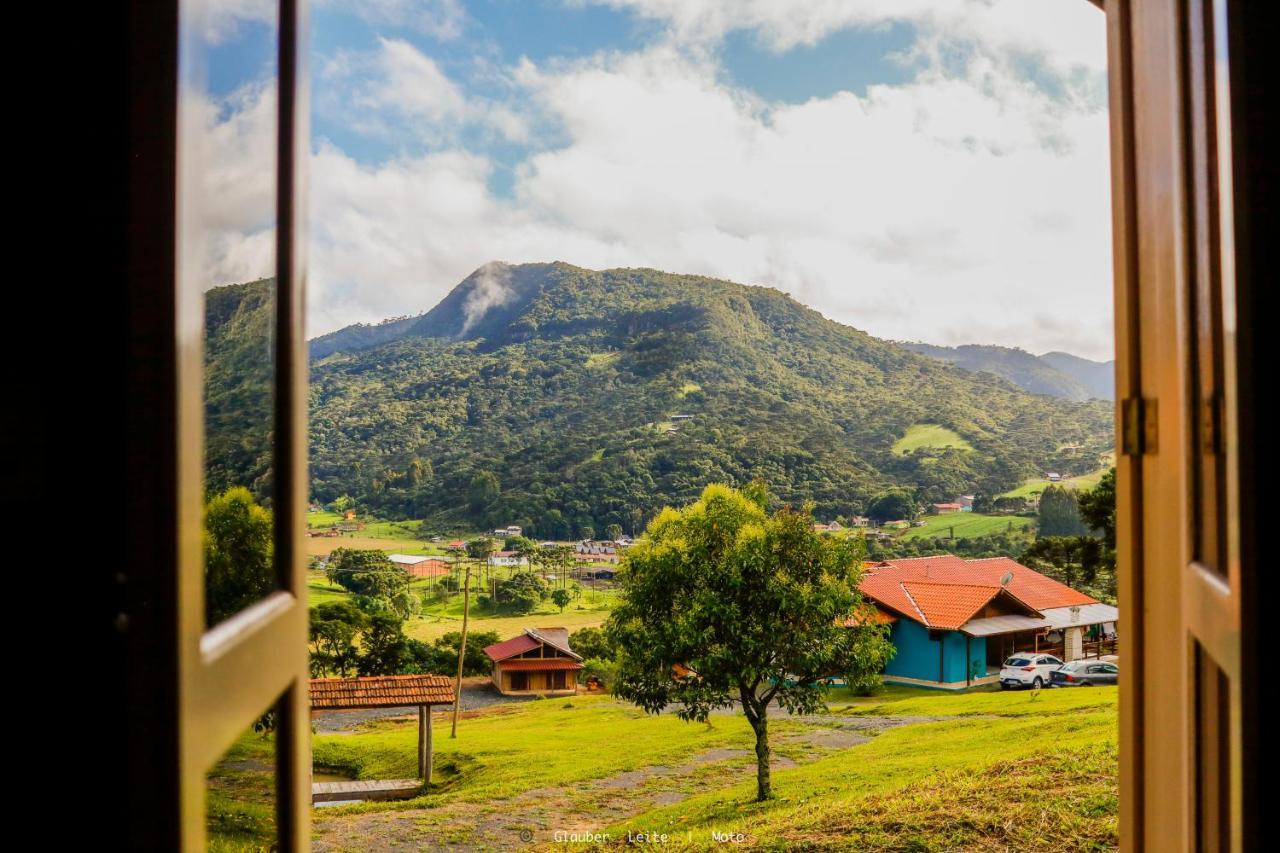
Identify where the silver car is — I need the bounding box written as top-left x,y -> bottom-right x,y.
1050,660 -> 1119,687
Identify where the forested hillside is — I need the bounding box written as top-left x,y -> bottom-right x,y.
206,264 -> 1113,536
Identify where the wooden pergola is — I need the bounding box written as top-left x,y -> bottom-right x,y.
308,674 -> 455,782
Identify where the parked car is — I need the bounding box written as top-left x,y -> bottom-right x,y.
999,653 -> 1064,689
1050,660 -> 1119,687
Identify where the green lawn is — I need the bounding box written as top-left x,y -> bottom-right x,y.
407,605 -> 615,644
892,423 -> 974,456
899,511 -> 1034,540
606,687 -> 1117,849
211,684 -> 1117,849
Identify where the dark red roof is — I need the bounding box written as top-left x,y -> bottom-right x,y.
483,633 -> 541,661
496,658 -> 583,671
309,674 -> 455,709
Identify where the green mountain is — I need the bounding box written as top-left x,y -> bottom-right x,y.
204,279 -> 276,501
291,262 -> 1113,536
900,342 -> 1114,401
1039,350 -> 1115,400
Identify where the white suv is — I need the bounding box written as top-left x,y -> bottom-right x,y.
999,653 -> 1064,689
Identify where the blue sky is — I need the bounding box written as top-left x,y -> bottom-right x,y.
198,0 -> 1115,360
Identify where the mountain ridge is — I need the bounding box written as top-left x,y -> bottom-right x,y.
900,342 -> 1114,401
208,263 -> 1114,536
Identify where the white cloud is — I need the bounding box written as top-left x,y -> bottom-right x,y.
577,0 -> 1106,73
183,78 -> 278,288
317,0 -> 468,41
319,38 -> 529,144
200,1 -> 1113,360
301,37 -> 1113,359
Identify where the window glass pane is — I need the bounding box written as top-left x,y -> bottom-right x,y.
180,0 -> 281,627
206,702 -> 280,851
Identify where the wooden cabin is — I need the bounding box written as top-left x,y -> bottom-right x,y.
483,627 -> 583,696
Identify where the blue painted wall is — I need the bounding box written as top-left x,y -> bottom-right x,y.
885,619 -> 987,685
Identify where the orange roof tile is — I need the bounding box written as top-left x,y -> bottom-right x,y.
900,582 -> 1003,630
858,555 -> 1094,628
309,674 -> 455,709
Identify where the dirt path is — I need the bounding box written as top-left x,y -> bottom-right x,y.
311,714 -> 944,851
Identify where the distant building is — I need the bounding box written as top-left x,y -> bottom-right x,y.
852,556 -> 1118,689
493,525 -> 523,538
958,495 -> 975,510
444,540 -> 466,551
484,628 -> 583,696
576,541 -> 617,556
488,551 -> 529,568
932,502 -> 963,514
670,414 -> 695,421
849,516 -> 871,528
1046,472 -> 1062,482
388,554 -> 451,578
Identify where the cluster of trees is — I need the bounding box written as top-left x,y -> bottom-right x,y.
865,529 -> 1035,561
1037,485 -> 1091,536
308,599 -> 499,679
324,548 -> 420,619
1022,469 -> 1117,602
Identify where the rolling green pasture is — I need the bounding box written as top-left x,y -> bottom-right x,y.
1000,466 -> 1110,499
900,511 -> 1034,540
891,423 -> 974,456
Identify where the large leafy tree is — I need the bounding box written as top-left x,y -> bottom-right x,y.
865,488 -> 918,523
326,548 -> 412,602
494,571 -> 549,614
607,482 -> 891,802
204,487 -> 274,626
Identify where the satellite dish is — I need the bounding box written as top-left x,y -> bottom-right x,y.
1000,570 -> 1014,587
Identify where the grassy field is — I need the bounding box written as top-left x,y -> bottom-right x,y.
892,423 -> 974,456
899,511 -> 1034,541
307,570 -> 618,643
1001,452 -> 1115,500
292,684 -> 1117,850
1000,466 -> 1109,500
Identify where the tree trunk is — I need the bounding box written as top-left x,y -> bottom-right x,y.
751,712 -> 771,801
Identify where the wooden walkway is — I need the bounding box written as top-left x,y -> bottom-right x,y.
311,778 -> 422,804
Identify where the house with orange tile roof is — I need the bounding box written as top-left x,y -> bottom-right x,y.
483,627 -> 584,696
855,555 -> 1118,690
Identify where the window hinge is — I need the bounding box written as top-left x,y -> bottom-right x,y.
1121,396 -> 1157,456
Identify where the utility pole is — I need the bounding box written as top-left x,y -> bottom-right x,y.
450,558 -> 472,739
